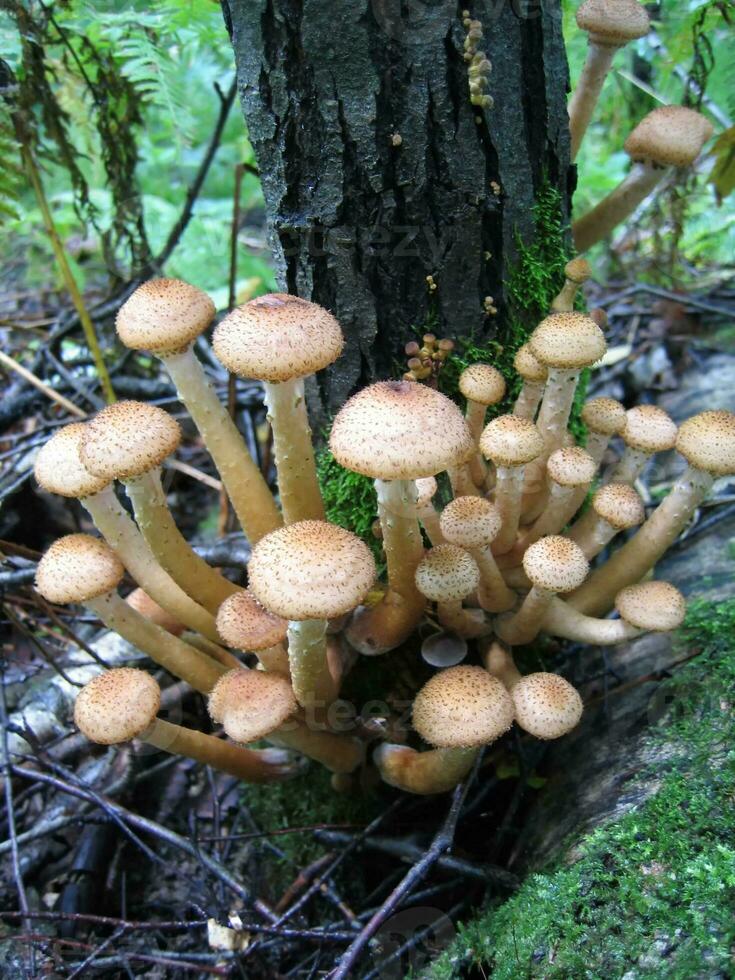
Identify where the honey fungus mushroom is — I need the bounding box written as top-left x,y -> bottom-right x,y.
511,672 -> 583,740
215,589 -> 290,675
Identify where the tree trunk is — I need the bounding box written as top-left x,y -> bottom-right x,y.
222,0 -> 572,419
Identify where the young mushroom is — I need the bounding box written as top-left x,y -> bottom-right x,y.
247,520 -> 375,710
512,345 -> 548,422
116,278 -> 282,542
566,482 -> 645,559
35,535 -> 231,693
459,363 -> 506,486
482,641 -> 522,690
610,405 -> 678,485
516,446 -> 597,549
415,545 -> 490,638
573,106 -> 714,252
415,476 -> 445,546
511,673 -> 583,740
213,294 -> 344,524
374,665 -> 514,794
550,257 -> 592,312
580,397 -> 627,468
216,589 -> 291,675
329,381 -> 474,655
568,0 -> 650,161
75,669 -> 297,782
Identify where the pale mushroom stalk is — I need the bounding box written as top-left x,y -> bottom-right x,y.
459,365 -> 506,488
448,463 -> 483,497
609,446 -> 653,485
263,377 -> 325,523
566,512 -> 621,560
416,545 -> 491,639
416,501 -> 444,547
492,466 -> 526,554
254,644 -> 291,675
513,381 -> 545,421
517,482 -> 584,548
286,618 -> 337,713
539,597 -> 643,644
569,43 -> 617,161
482,642 -> 522,690
472,545 -> 516,613
550,259 -> 592,312
534,367 -> 581,460
573,162 -> 663,252
270,720 -> 364,774
495,586 -> 555,646
436,598 -> 491,639
374,744 -> 478,796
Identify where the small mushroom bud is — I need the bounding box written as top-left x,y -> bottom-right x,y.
567,482 -> 645,559
611,405 -> 678,485
415,545 -> 490,638
216,590 -> 290,676
581,397 -> 627,468
550,258 -> 592,313
512,345 -> 548,422
511,673 -> 583,739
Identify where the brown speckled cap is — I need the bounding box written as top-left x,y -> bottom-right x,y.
415,545 -> 480,602
512,672 -> 583,740
576,0 -> 650,44
615,581 -> 686,632
547,446 -> 596,487
212,293 -> 343,382
439,496 -> 502,548
36,534 -> 124,605
415,476 -> 438,508
412,665 -> 515,749
459,364 -> 506,405
528,312 -> 607,370
34,423 -> 109,499
248,520 -> 376,620
513,344 -> 548,383
621,405 -> 677,454
592,483 -> 644,529
625,107 -> 714,168
126,588 -> 185,636
522,536 -> 589,593
581,397 -> 626,436
564,257 -> 592,283
329,381 -> 475,480
216,589 -> 288,651
74,668 -> 160,745
81,401 -> 181,482
675,410 -> 735,476
117,278 -> 215,355
208,669 -> 296,742
479,415 -> 544,467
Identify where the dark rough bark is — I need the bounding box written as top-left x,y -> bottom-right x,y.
223,0 -> 572,419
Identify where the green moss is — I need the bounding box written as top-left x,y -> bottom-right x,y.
426,598 -> 735,979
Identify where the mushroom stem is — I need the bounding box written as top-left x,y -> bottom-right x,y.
572,162 -> 663,253
568,42 -> 617,161
566,512 -> 619,560
270,720 -> 363,774
436,599 -> 492,639
472,546 -> 517,612
82,486 -> 222,644
143,718 -> 299,782
449,464 -> 483,497
539,597 -> 642,644
609,447 -> 651,485
85,592 -> 230,692
482,642 -> 522,690
465,399 -> 488,444
374,743 -> 477,795
124,469 -> 240,613
516,483 -> 586,551
286,618 -> 338,711
495,586 -> 554,646
513,381 -> 544,421
263,377 -> 325,523
255,644 -> 291,675
416,499 -> 445,547
162,348 -> 282,542
492,466 -> 526,554
568,466 -> 712,616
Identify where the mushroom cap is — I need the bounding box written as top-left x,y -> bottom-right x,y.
439,496 -> 502,548
621,405 -> 677,454
459,363 -> 506,405
74,668 -> 160,745
592,483 -> 645,529
415,476 -> 438,508
34,423 -> 109,499
479,415 -> 544,467
625,106 -> 714,168
415,545 -> 480,602
208,669 -> 296,742
522,536 -> 589,593
412,665 -> 515,749
81,401 -> 181,482
615,581 -> 686,632
564,257 -> 592,284
212,293 -> 344,382
248,520 -> 376,620
576,0 -> 650,44
529,313 -> 607,370
581,397 -> 626,436
36,534 -> 124,605
513,344 -> 548,383
116,278 -> 215,355
126,588 -> 185,636
675,410 -> 735,476
216,589 -> 288,651
329,381 -> 475,480
547,446 -> 597,487
512,672 -> 583,740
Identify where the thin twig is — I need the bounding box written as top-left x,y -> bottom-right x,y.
0,349 -> 85,417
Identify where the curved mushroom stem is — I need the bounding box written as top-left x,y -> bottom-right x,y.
82,486 -> 222,644
263,377 -> 325,523
449,463 -> 483,497
437,600 -> 492,639
568,41 -> 617,161
270,719 -> 364,773
482,641 -> 522,690
471,545 -> 517,612
179,632 -> 238,669
492,465 -> 526,554
254,643 -> 291,675
516,482 -> 587,551
539,597 -> 642,645
566,512 -> 618,560
124,469 -> 240,614
416,499 -> 445,547
374,743 -> 478,795
568,466 -> 712,617
572,162 -> 664,253
162,347 -> 282,542
495,586 -> 554,646
85,592 -> 230,692
513,381 -> 544,421
143,718 -> 301,782
287,619 -> 338,713
465,401 -> 489,486
551,277 -> 583,314
609,447 -> 651,485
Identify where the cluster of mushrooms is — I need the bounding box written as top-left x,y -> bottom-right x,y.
30,271 -> 735,797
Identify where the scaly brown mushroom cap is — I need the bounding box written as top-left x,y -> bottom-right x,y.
412,665 -> 515,749
329,381 -> 474,480
564,257 -> 593,283
208,669 -> 296,742
459,363 -> 506,405
74,668 -> 160,745
581,397 -> 626,436
216,589 -> 288,651
513,345 -> 548,383
439,496 -> 502,548
126,588 -> 185,636
522,536 -> 589,593
528,313 -> 607,370
116,278 -> 215,355
248,520 -> 376,621
615,581 -> 686,632
547,446 -> 597,487
212,293 -> 344,383
621,405 -> 678,454
576,0 -> 650,45
34,423 -> 109,499
675,410 -> 735,476
479,415 -> 544,467
415,545 -> 480,602
592,483 -> 645,529
624,106 -> 714,168
36,534 -> 124,605
81,401 -> 181,482
415,476 -> 438,508
512,672 -> 583,740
